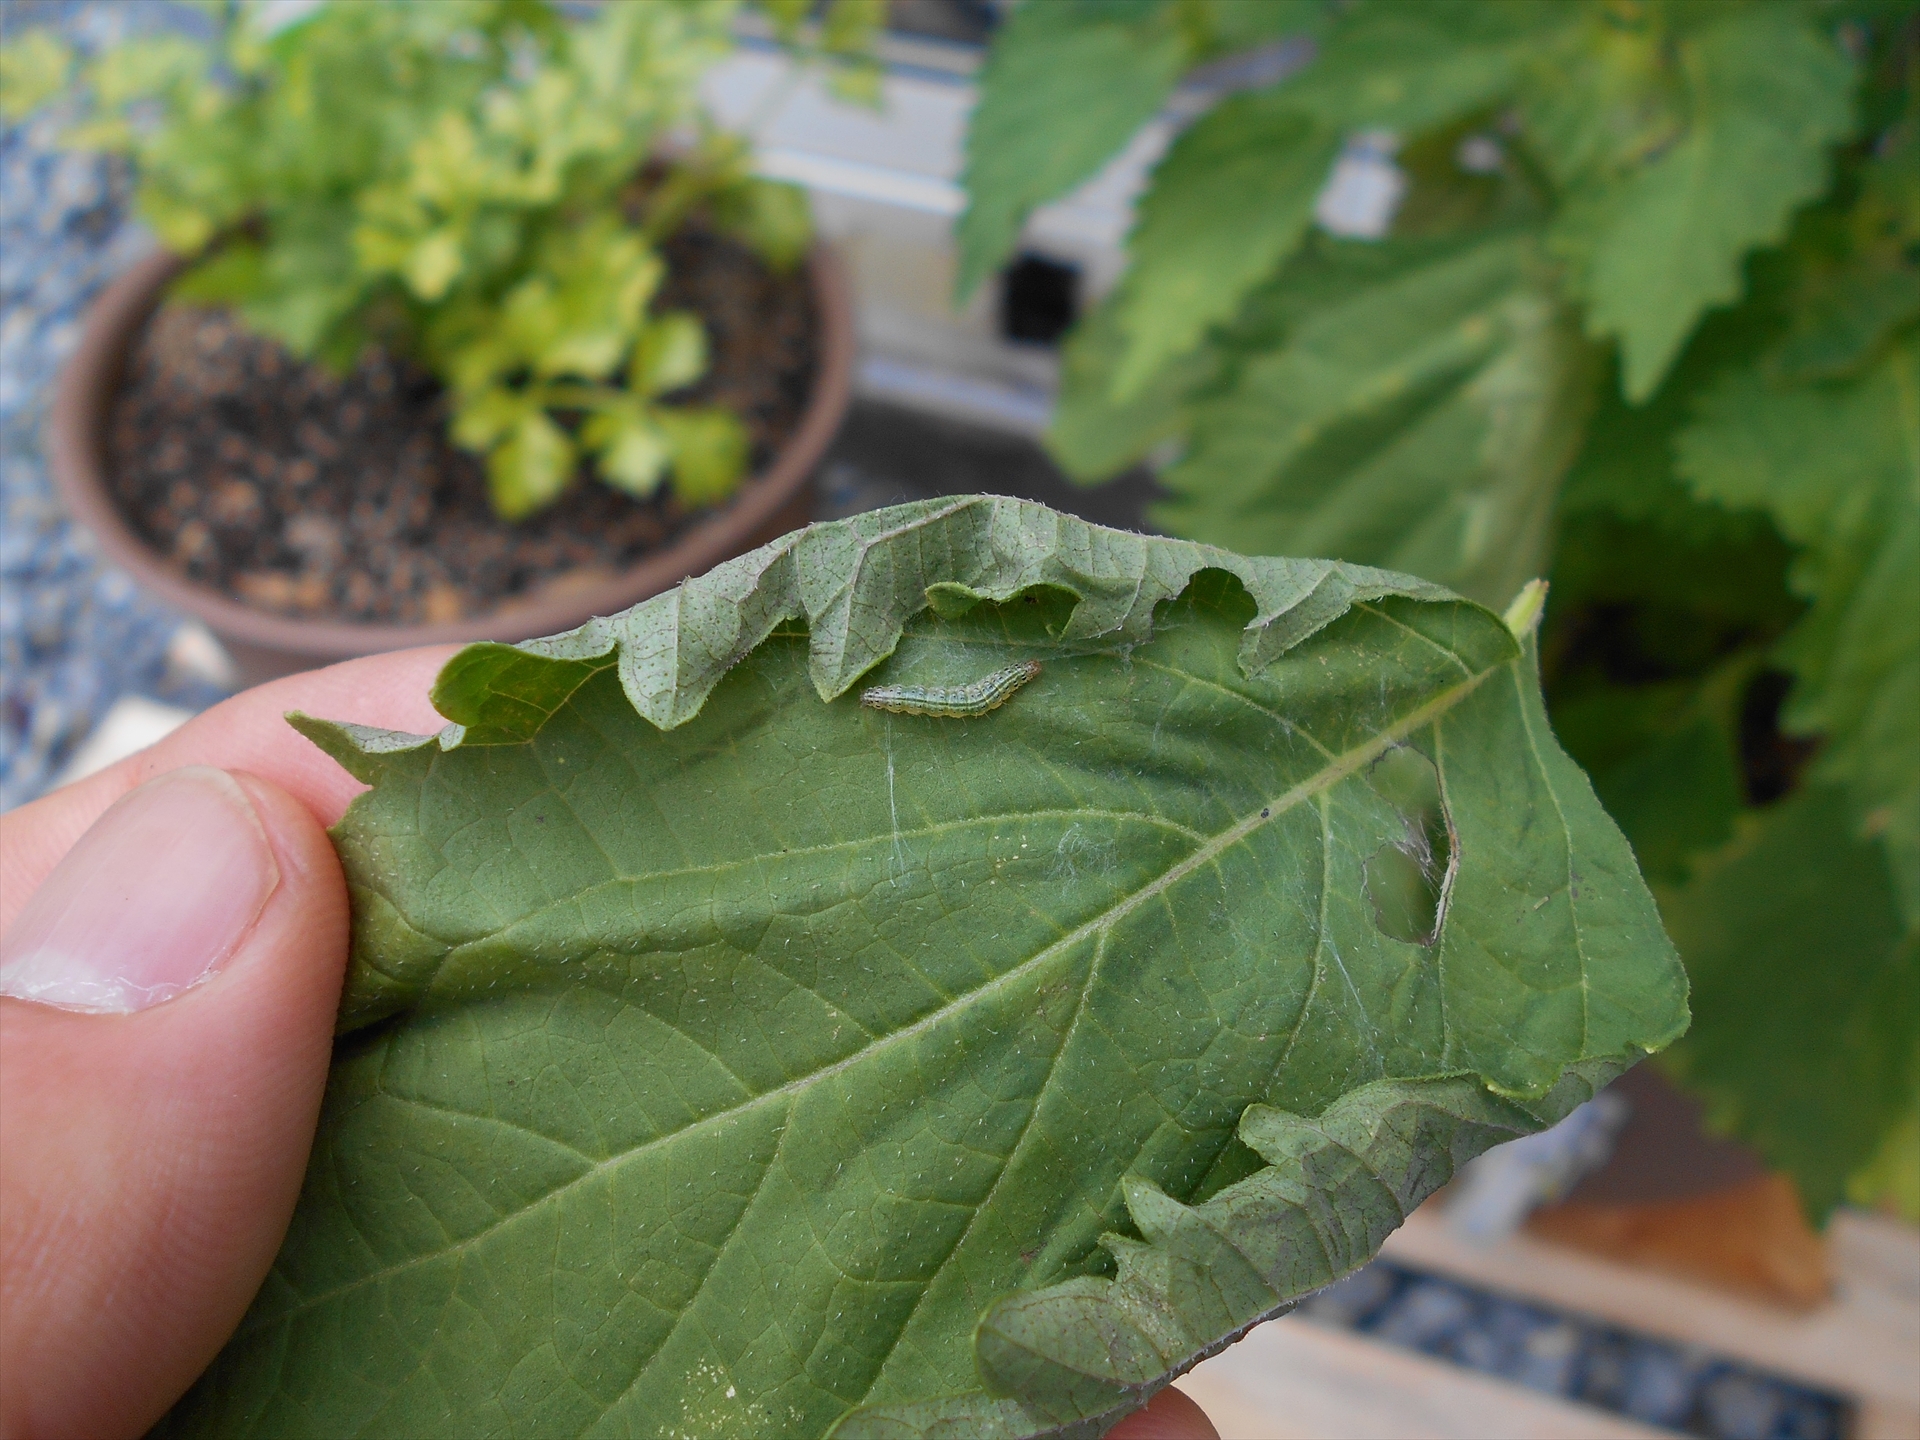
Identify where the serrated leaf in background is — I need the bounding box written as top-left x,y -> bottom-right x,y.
1278,0 -> 1564,137
1044,287 -> 1215,482
1517,4 -> 1684,193
1548,327 -> 1806,667
1773,116 -> 1920,381
161,500 -> 1685,1439
954,1 -> 1189,301
1157,228 -> 1597,608
1107,91 -> 1339,400
1591,712 -> 1746,888
1548,6 -> 1857,401
1677,335 -> 1920,923
1849,1091 -> 1919,1221
1661,784 -> 1919,1219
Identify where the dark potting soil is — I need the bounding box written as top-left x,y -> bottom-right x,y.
105,227 -> 817,626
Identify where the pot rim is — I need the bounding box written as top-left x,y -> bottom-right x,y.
47,242 -> 855,662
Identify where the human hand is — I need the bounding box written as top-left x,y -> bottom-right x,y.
1,647 -> 452,1438
0,648 -> 1216,1439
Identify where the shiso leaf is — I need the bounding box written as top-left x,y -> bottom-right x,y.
1156,228 -> 1598,608
1660,784 -> 1918,1220
168,498 -> 1685,1439
1676,335 -> 1920,924
1548,6 -> 1857,401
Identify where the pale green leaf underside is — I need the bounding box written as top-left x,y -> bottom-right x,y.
165,499 -> 1684,1438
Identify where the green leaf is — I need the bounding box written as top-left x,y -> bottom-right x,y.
1549,324 -> 1806,661
1772,115 -> 1920,382
709,176 -> 814,271
1661,784 -> 1919,1219
1775,262 -> 1920,382
582,405 -> 671,497
55,113 -> 137,154
401,227 -> 465,301
1158,227 -> 1599,607
166,499 -> 1685,1438
855,1068 -> 1619,1437
170,243 -> 271,308
821,0 -> 885,59
760,0 -> 811,42
448,383 -> 531,453
1279,0 -> 1563,136
1190,0 -> 1331,54
1108,91 -> 1340,401
955,1 -> 1189,300
230,210 -> 376,357
1549,7 -> 1858,401
631,310 -> 708,397
1849,1090 -> 1919,1223
87,33 -> 209,108
1516,5 -> 1684,192
1591,714 -> 1745,888
1044,286 -> 1217,483
0,28 -> 74,118
1676,335 -> 1920,923
487,410 -> 577,519
657,404 -> 750,504
510,219 -> 663,381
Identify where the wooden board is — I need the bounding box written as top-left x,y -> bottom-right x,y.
1378,1203 -> 1920,1433
1174,1315 -> 1678,1440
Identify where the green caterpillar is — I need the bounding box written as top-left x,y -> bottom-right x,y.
860,660 -> 1042,717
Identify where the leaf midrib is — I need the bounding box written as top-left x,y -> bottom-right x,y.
413,807 -> 1213,958
244,659 -> 1501,1340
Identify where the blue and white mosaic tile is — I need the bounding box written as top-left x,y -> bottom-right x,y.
0,1 -> 228,809
1298,1263 -> 1851,1440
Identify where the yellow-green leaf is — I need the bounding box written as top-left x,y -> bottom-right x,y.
630,310 -> 707,397
0,28 -> 74,118
658,404 -> 749,504
583,405 -> 672,496
487,411 -> 577,519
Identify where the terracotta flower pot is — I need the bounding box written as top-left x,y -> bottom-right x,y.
49,245 -> 854,686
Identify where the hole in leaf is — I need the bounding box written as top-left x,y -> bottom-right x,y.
1364,747 -> 1455,947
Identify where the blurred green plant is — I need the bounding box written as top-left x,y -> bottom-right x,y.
960,0 -> 1918,1223
0,0 -> 863,518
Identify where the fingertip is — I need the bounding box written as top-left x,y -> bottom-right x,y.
1,768 -> 349,1437
1108,1385 -> 1221,1440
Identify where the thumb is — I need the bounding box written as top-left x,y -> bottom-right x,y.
1,766 -> 348,1440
